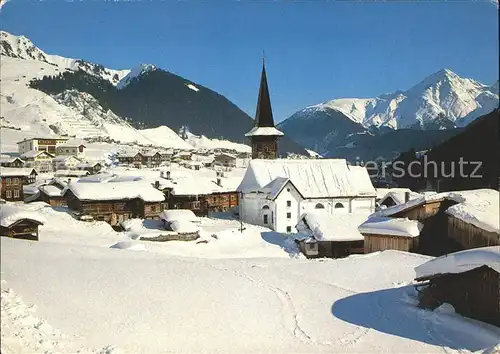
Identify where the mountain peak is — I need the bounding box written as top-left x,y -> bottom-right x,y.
116,63 -> 157,89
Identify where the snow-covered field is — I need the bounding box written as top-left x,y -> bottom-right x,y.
2,201 -> 500,353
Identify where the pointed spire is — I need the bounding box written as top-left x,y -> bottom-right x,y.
254,56 -> 275,128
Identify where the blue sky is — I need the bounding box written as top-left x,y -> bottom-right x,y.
1,0 -> 498,122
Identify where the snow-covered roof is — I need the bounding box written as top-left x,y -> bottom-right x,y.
118,150 -> 140,158
245,126 -> 284,137
75,161 -> 101,168
54,169 -> 89,177
358,216 -> 423,237
39,185 -> 63,197
57,143 -> 86,148
169,220 -> 201,234
0,203 -> 46,227
66,181 -> 165,202
0,157 -> 24,164
21,151 -> 54,159
141,150 -> 160,157
296,212 -> 368,242
379,188 -> 423,205
159,209 -> 198,223
444,189 -> 499,234
237,159 -> 376,198
375,189 -> 499,234
16,137 -> 69,144
415,246 -> 500,280
215,152 -> 237,160
53,155 -> 81,162
0,167 -> 37,177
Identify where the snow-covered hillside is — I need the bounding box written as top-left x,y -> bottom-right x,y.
0,31 -> 248,153
294,69 -> 499,130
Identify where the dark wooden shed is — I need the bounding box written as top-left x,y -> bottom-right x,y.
416,265 -> 500,327
0,218 -> 43,241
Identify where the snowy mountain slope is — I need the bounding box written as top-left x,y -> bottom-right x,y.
290,69 -> 498,130
0,55 -> 192,150
1,31 -> 129,85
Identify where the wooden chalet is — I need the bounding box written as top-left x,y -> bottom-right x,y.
359,216 -> 422,253
75,162 -> 103,175
38,185 -> 66,206
0,204 -> 45,241
64,181 -> 165,226
0,157 -> 25,168
214,153 -> 237,167
0,168 -> 38,202
159,176 -> 240,217
415,247 -> 500,327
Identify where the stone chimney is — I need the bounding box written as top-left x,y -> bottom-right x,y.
154,180 -> 160,189
405,191 -> 411,203
216,177 -> 222,187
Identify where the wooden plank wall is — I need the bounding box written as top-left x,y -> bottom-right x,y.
364,233 -> 418,253
447,215 -> 500,249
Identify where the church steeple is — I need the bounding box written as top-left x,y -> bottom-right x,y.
245,58 -> 283,159
255,57 -> 275,128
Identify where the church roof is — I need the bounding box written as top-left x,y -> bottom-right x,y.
237,159 -> 376,198
254,61 -> 275,128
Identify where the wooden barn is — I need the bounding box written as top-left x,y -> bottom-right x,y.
38,185 -> 66,206
378,189 -> 499,256
0,157 -> 25,168
359,216 -> 423,253
295,212 -> 366,259
0,204 -> 45,241
414,247 -> 500,327
64,181 -> 165,226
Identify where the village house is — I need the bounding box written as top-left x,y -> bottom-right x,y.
214,152 -> 237,167
55,142 -> 86,158
0,204 -> 45,241
359,216 -> 423,253
0,157 -> 25,168
155,172 -> 240,216
141,150 -> 162,168
0,168 -> 38,201
414,246 -> 500,327
21,150 -> 54,172
52,155 -> 82,170
75,161 -> 103,175
295,212 -> 367,258
116,151 -> 144,168
237,159 -> 376,233
64,181 -> 165,226
17,137 -> 69,155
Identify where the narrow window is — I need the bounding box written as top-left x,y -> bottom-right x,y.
6,190 -> 12,198
14,190 -> 20,198
263,214 -> 268,224
286,226 -> 292,233
287,212 -> 291,219
286,200 -> 291,207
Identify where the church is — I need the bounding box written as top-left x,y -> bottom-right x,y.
237,60 -> 376,233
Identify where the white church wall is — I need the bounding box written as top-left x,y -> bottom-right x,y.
274,182 -> 303,233
351,197 -> 375,213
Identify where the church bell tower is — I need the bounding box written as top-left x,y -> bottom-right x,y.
245,58 -> 283,159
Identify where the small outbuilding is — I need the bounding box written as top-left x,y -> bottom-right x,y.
414,246 -> 500,327
295,212 -> 367,258
0,204 -> 45,241
359,216 -> 423,253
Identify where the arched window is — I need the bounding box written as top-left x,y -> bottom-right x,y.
315,203 -> 325,209
262,205 -> 270,210
334,202 -> 344,209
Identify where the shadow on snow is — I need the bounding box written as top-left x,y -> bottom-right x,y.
331,285 -> 500,351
